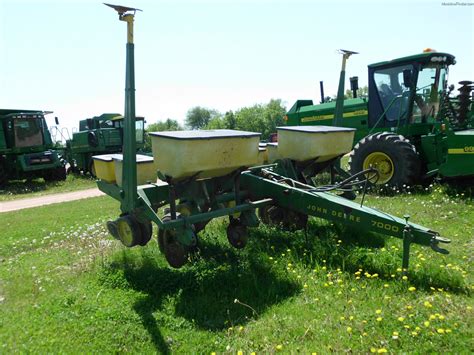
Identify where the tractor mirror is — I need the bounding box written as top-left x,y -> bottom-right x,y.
55,116 -> 59,125
403,69 -> 413,88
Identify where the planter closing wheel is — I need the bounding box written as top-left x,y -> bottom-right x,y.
158,214 -> 190,268
226,218 -> 248,249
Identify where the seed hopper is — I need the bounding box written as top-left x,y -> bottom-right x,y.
97,4 -> 450,269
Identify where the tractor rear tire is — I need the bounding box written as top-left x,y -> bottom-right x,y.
0,161 -> 7,188
348,132 -> 421,188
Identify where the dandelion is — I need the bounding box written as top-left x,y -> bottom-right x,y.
424,321 -> 430,327
398,317 -> 405,322
383,284 -> 389,288
424,301 -> 432,308
376,317 -> 383,322
406,305 -> 413,310
347,326 -> 352,333
340,316 -> 346,321
408,286 -> 416,292
392,331 -> 399,340
437,328 -> 445,334
375,309 -> 382,314
411,331 -> 418,336
238,351 -> 243,355
402,275 -> 408,281
238,326 -> 244,332
276,344 -> 283,351
377,349 -> 388,353
446,329 -> 452,333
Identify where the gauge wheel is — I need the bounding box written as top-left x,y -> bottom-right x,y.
116,215 -> 142,247
348,132 -> 421,187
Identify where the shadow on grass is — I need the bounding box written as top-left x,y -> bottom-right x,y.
99,240 -> 299,352
251,219 -> 469,294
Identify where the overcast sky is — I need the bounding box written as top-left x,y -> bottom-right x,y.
1,0 -> 472,134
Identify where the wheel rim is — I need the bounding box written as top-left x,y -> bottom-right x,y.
363,152 -> 394,184
117,219 -> 134,246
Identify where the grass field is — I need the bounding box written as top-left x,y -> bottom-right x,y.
0,174 -> 97,201
0,185 -> 472,353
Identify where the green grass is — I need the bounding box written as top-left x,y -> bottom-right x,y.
0,185 -> 472,353
0,174 -> 97,201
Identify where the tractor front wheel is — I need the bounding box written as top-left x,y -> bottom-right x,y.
348,132 -> 421,188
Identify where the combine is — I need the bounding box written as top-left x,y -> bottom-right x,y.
65,113 -> 146,176
0,109 -> 66,186
94,4 -> 451,271
285,50 -> 474,187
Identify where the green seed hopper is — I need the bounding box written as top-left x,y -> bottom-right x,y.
97,4 -> 450,270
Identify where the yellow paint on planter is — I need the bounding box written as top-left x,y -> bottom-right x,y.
113,154 -> 157,186
92,154 -> 120,183
258,144 -> 268,165
150,130 -> 260,181
277,126 -> 355,162
266,143 -> 280,163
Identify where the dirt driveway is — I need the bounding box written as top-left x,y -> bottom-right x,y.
0,188 -> 104,213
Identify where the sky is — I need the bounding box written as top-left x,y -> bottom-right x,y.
0,0 -> 473,136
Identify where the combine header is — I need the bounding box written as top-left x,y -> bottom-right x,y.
96,4 -> 450,270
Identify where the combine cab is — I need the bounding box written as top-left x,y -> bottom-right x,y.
65,113 -> 145,175
0,109 -> 66,187
286,51 -> 474,187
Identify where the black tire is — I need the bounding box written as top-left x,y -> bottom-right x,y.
44,166 -> 67,182
226,219 -> 248,249
88,159 -> 96,177
138,220 -> 152,246
348,132 -> 421,188
0,160 -> 7,188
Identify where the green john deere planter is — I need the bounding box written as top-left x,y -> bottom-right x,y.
0,109 -> 66,186
285,50 -> 474,187
95,5 -> 450,272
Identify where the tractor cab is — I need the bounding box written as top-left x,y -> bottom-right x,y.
0,110 -> 54,150
368,51 -> 455,129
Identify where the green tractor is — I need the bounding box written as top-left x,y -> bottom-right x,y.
65,113 -> 145,175
0,109 -> 66,187
285,50 -> 474,187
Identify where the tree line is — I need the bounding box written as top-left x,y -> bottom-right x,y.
144,98 -> 287,151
